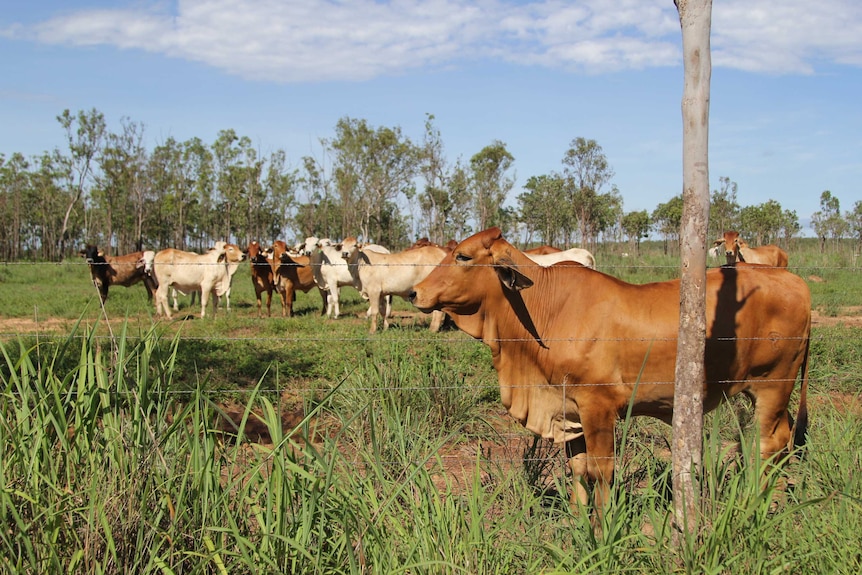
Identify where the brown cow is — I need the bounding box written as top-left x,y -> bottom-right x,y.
270,240 -> 328,317
79,244 -> 157,303
712,231 -> 789,267
410,227 -> 810,512
248,241 -> 275,317
524,245 -> 562,255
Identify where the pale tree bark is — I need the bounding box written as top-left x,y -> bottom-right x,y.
673,0 -> 712,542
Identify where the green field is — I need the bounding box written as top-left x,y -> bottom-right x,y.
1,247 -> 861,574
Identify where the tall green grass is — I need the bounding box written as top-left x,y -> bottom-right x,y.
2,325 -> 861,574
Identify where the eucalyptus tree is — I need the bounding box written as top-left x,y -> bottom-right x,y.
0,153 -> 29,259
57,108 -> 106,260
30,150 -> 74,260
778,209 -> 802,245
260,149 -> 298,242
592,185 -> 623,243
93,117 -> 148,252
620,209 -> 651,255
469,140 -> 514,234
148,137 -> 210,250
238,143 -> 265,246
651,194 -> 684,254
517,173 -> 568,247
738,199 -> 786,245
212,129 -> 255,243
417,114 -> 451,244
849,200 -> 862,246
561,137 -> 615,249
294,153 -> 342,241
446,160 -> 472,242
811,190 -> 847,252
327,117 -> 418,245
708,176 -> 739,239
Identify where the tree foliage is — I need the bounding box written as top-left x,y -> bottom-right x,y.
0,107 -> 851,259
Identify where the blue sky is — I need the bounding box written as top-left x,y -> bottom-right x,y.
2,0 -> 861,237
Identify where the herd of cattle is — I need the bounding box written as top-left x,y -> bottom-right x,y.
80,229 -> 805,512
78,233 -> 599,332
78,229 -> 788,330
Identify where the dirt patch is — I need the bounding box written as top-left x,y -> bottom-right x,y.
811,306 -> 862,327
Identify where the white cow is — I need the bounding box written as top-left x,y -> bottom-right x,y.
152,241 -> 246,319
340,237 -> 393,320
346,244 -> 448,333
168,244 -> 242,312
309,241 -> 355,319
339,237 -> 390,289
524,246 -> 596,269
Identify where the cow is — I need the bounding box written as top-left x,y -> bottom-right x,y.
409,227 -> 811,513
270,240 -> 328,317
309,240 -> 357,319
406,237 -> 459,254
151,241 -> 246,319
712,231 -> 789,268
524,245 -> 563,255
248,241 -> 275,317
524,246 -> 596,269
79,244 -> 157,303
339,236 -> 390,261
347,244 -> 448,333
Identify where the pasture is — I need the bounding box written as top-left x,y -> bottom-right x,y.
1,244 -> 861,574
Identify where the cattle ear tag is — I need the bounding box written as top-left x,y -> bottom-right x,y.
494,257 -> 533,292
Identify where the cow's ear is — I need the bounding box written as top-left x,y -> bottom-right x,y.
494,257 -> 533,292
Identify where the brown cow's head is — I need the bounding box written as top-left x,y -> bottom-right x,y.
410,227 -> 533,320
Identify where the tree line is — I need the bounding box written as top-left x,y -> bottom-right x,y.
1,108 -> 860,261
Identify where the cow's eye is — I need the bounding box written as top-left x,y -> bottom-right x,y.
455,253 -> 471,262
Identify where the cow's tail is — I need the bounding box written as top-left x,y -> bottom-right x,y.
792,333 -> 811,450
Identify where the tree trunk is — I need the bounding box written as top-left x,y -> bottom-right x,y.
673,0 -> 712,543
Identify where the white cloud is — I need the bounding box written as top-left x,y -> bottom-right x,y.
3,0 -> 861,82
712,0 -> 862,74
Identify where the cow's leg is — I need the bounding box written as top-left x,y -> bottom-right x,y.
573,407 -> 617,513
318,288 -> 328,316
265,289 -> 272,317
565,434 -> 590,509
144,276 -> 157,302
155,285 -> 172,319
285,284 -> 295,317
328,286 -> 339,318
428,310 -> 444,332
365,289 -> 382,333
209,293 -> 219,318
752,387 -> 794,461
380,293 -> 391,331
199,288 -> 212,318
